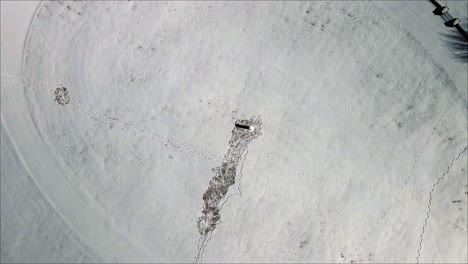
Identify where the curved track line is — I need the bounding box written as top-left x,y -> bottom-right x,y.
348,102 -> 455,260
1,117 -> 117,263
416,145 -> 467,263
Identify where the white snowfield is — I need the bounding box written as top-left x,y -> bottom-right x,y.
1,1 -> 467,263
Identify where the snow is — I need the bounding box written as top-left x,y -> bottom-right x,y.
1,1 -> 467,263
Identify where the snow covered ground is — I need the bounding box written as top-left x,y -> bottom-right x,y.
1,1 -> 467,263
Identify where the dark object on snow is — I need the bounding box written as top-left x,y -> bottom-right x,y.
196,116 -> 262,237
433,6 -> 448,16
444,18 -> 460,28
54,87 -> 70,105
442,18 -> 468,63
429,1 -> 467,62
429,0 -> 443,8
235,122 -> 253,130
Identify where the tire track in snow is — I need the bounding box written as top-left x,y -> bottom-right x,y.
286,168 -> 466,233
1,73 -> 62,87
194,116 -> 262,263
1,76 -> 223,163
0,193 -> 114,263
348,103 -> 455,261
69,98 -> 222,163
193,147 -> 250,263
0,123 -> 118,263
415,145 -> 467,264
219,148 -> 249,211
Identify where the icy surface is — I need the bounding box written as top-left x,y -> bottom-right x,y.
1,1 -> 467,263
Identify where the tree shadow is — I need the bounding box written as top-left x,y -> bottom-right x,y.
441,18 -> 468,63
